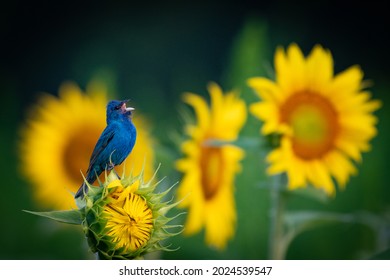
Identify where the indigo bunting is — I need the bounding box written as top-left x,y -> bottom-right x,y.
74,100 -> 137,198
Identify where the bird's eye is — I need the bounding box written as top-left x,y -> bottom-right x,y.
114,105 -> 122,110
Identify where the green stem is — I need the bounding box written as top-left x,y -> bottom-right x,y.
268,175 -> 287,259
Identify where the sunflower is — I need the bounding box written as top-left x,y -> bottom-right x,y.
103,181 -> 154,252
84,171 -> 180,259
19,80 -> 155,210
176,82 -> 247,250
248,43 -> 381,195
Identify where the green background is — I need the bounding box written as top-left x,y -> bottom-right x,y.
1,0 -> 389,259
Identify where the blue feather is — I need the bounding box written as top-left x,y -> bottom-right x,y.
75,100 -> 137,198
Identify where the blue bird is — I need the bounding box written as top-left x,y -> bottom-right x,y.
74,99 -> 137,198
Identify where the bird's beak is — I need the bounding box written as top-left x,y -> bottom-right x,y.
126,106 -> 135,112
121,100 -> 135,112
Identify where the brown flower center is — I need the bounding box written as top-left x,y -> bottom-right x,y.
280,91 -> 339,160
200,146 -> 224,200
62,126 -> 102,185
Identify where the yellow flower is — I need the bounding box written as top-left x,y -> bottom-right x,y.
26,167 -> 181,260
19,80 -> 155,210
176,82 -> 247,250
82,171 -> 179,259
248,43 -> 381,195
103,180 -> 153,252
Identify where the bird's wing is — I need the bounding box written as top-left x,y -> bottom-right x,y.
86,125 -> 116,175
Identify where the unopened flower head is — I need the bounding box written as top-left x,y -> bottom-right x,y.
81,169 -> 181,259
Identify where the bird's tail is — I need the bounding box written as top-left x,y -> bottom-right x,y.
74,182 -> 88,199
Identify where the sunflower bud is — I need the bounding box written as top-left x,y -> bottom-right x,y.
25,167 -> 182,260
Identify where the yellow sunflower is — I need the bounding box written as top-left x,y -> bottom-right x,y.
176,82 -> 247,250
103,181 -> 154,253
19,80 -> 155,210
248,43 -> 381,195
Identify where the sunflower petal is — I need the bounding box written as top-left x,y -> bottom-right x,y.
325,151 -> 357,189
247,77 -> 283,103
306,45 -> 333,91
286,43 -> 306,92
183,92 -> 210,132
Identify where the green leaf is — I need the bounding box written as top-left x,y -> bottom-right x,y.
23,209 -> 83,225
204,137 -> 262,149
285,211 -> 354,232
223,17 -> 271,90
221,16 -> 272,138
278,211 -> 355,257
290,186 -> 331,203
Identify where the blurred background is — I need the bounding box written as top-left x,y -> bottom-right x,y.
1,0 -> 389,259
